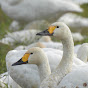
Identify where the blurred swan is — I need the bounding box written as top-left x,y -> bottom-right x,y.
6,48 -> 61,88
72,32 -> 84,41
0,0 -> 82,23
77,43 -> 88,63
0,72 -> 21,88
9,20 -> 21,31
14,42 -> 46,50
63,0 -> 88,5
6,47 -> 85,88
58,13 -> 88,31
0,29 -> 40,45
36,22 -> 88,88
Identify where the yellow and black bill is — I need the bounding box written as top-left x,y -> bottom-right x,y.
12,53 -> 30,66
36,26 -> 56,36
36,29 -> 53,36
12,58 -> 28,66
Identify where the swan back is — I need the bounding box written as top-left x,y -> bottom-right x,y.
77,43 -> 88,62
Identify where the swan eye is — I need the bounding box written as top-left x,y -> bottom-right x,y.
30,53 -> 33,55
57,26 -> 59,28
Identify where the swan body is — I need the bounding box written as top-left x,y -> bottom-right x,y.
57,65 -> 88,88
0,72 -> 21,88
0,29 -> 40,45
58,13 -> 88,30
15,42 -> 46,50
77,43 -> 88,62
0,0 -> 82,23
9,20 -> 21,31
63,0 -> 88,5
6,47 -> 85,88
72,32 -> 84,41
36,22 -> 88,88
6,48 -> 62,88
74,44 -> 81,53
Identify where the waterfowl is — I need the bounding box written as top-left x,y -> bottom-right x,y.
0,72 -> 21,88
77,43 -> 88,63
36,22 -> 88,88
6,47 -> 58,88
0,0 -> 82,23
58,13 -> 88,31
6,47 -> 85,88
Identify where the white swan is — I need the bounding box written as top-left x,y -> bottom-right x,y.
77,43 -> 88,63
0,29 -> 40,45
12,47 -> 51,81
0,0 -> 82,23
58,13 -> 88,31
0,72 -> 21,88
6,47 -> 85,88
36,22 -> 88,88
6,47 -> 62,88
63,0 -> 88,5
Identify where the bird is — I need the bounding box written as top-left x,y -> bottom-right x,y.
6,46 -> 85,88
58,13 -> 88,31
0,72 -> 21,88
0,29 -> 40,45
77,43 -> 88,63
6,47 -> 62,88
36,22 -> 88,88
0,0 -> 82,24
63,0 -> 88,5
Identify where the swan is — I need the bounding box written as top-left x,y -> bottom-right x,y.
58,13 -> 88,31
36,22 -> 88,88
7,47 -> 52,88
0,72 -> 21,88
15,42 -> 46,50
0,0 -> 82,23
77,43 -> 88,63
0,29 -> 40,45
12,47 -> 51,81
6,47 -> 85,88
63,0 -> 88,5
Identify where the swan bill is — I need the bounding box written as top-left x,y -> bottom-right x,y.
12,58 -> 28,66
36,29 -> 53,36
12,53 -> 30,66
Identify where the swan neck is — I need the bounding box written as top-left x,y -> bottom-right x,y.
38,58 -> 51,82
59,35 -> 74,69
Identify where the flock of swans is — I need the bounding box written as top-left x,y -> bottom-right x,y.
0,0 -> 88,88
0,22 -> 87,88
0,0 -> 82,24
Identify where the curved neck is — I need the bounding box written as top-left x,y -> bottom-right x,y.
40,30 -> 74,88
55,31 -> 74,85
59,36 -> 74,70
38,56 -> 51,82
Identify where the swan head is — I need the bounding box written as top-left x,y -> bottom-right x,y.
12,47 -> 47,66
36,22 -> 71,40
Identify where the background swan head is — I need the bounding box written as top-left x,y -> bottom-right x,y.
39,36 -> 51,42
12,47 -> 48,66
36,22 -> 72,40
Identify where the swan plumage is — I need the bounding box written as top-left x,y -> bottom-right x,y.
58,13 -> 88,30
6,47 -> 85,88
37,22 -> 88,88
0,0 -> 82,23
0,72 -> 21,88
77,43 -> 88,62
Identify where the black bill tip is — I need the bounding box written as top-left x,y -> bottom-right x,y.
36,29 -> 53,36
12,58 -> 28,66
